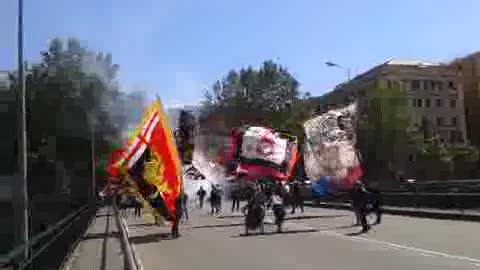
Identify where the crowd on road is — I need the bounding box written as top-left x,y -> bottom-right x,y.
114,178 -> 383,238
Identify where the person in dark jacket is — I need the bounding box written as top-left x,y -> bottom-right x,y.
231,186 -> 241,212
271,186 -> 286,233
365,184 -> 382,225
196,186 -> 206,209
243,185 -> 266,235
352,180 -> 371,233
171,194 -> 185,238
182,193 -> 189,222
290,182 -> 304,214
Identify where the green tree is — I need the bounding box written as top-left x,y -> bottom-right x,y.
20,37 -> 125,198
357,85 -> 410,182
201,60 -> 304,133
418,136 -> 479,179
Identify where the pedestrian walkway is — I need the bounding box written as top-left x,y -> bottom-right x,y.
62,206 -> 125,270
308,201 -> 480,220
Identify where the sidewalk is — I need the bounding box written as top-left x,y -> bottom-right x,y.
62,206 -> 125,270
306,201 -> 480,221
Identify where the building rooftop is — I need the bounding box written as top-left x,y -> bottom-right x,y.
384,57 -> 439,67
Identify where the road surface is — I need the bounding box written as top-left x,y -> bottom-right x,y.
124,204 -> 480,270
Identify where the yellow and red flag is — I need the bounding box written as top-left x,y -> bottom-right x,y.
113,99 -> 183,217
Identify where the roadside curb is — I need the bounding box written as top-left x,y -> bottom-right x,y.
305,202 -> 480,222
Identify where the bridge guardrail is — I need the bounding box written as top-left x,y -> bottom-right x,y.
0,203 -> 94,270
113,197 -> 140,270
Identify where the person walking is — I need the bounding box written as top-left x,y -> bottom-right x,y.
271,186 -> 286,233
134,196 -> 143,217
231,186 -> 240,212
197,186 -> 206,209
182,193 -> 189,222
353,180 -> 371,233
171,194 -> 185,238
290,182 -> 304,214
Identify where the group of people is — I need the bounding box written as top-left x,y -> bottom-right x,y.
113,178 -> 382,238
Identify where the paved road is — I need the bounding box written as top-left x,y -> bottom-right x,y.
124,204 -> 480,270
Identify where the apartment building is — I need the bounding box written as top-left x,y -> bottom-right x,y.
323,58 -> 467,146
450,52 -> 480,148
319,58 -> 469,181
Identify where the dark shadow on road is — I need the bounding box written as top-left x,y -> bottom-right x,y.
95,213 -> 111,218
191,223 -> 245,229
129,233 -> 173,244
233,229 -> 318,238
345,231 -> 370,236
82,231 -> 120,240
216,215 -> 245,219
129,223 -> 157,228
284,214 -> 348,221
327,224 -> 359,230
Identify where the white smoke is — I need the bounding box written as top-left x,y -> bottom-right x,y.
183,134 -> 232,200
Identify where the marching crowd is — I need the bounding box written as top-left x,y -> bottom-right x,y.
113,178 -> 382,238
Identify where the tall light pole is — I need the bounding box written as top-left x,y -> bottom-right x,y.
16,0 -> 29,260
89,113 -> 97,202
325,61 -> 351,81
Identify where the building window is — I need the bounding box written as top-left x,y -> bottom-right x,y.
426,99 -> 431,107
437,81 -> 444,91
386,80 -> 393,89
450,99 -> 457,108
417,99 -> 423,107
457,131 -> 464,143
450,131 -> 456,143
412,80 -> 420,90
448,81 -> 457,90
409,154 -> 416,162
358,89 -> 366,97
436,99 -> 443,107
451,116 -> 457,126
436,117 -> 444,126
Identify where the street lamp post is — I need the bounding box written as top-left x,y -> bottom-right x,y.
89,113 -> 97,202
325,61 -> 351,81
15,0 -> 30,261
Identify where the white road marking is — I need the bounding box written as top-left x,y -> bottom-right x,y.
317,230 -> 480,265
281,217 -> 480,266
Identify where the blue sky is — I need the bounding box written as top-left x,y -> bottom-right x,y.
1,0 -> 480,106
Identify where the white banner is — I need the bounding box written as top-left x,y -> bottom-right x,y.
303,103 -> 361,180
240,127 -> 288,166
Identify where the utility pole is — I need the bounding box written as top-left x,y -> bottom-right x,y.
89,113 -> 96,204
15,0 -> 30,260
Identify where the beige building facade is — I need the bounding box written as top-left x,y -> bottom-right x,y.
320,58 -> 469,181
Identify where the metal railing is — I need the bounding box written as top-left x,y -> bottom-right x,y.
0,204 -> 93,270
112,197 -> 140,270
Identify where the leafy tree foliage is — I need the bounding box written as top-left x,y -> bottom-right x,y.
10,37 -> 128,197
200,60 -> 311,137
357,85 -> 410,182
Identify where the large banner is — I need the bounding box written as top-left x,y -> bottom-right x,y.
304,103 -> 363,191
240,126 -> 288,166
227,126 -> 299,181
